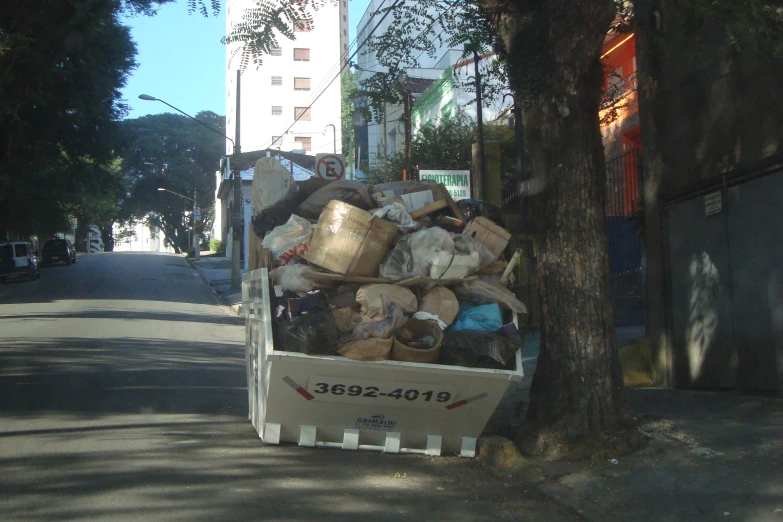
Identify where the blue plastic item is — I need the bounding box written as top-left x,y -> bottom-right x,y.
450,303 -> 503,332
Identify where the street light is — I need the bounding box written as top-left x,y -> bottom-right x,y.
139,95 -> 236,153
140,94 -> 236,262
323,124 -> 336,154
157,187 -> 193,202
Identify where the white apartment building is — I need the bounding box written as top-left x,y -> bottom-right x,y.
225,0 -> 349,156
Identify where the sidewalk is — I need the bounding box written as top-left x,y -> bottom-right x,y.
490,389 -> 783,522
188,255 -> 783,520
190,252 -> 246,314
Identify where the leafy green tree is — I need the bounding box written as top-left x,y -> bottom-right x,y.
341,69 -> 360,160
117,111 -> 226,253
0,0 -> 178,238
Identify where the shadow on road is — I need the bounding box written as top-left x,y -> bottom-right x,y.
0,310 -> 243,326
0,337 -> 246,416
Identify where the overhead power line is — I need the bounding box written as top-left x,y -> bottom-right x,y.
263,0 -> 406,150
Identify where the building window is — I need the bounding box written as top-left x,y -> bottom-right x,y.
271,135 -> 283,147
343,15 -> 346,21
293,48 -> 310,61
294,77 -> 311,91
295,107 -> 311,121
343,29 -> 347,36
294,20 -> 311,32
294,137 -> 312,151
344,44 -> 348,50
270,46 -> 282,56
272,106 -> 283,116
271,76 -> 283,86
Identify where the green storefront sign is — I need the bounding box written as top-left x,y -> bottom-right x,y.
419,170 -> 471,201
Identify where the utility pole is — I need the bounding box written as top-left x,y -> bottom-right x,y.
382,105 -> 388,177
472,49 -> 486,199
193,187 -> 200,260
231,69 -> 242,292
403,88 -> 412,181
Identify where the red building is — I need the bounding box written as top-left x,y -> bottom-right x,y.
600,32 -> 641,218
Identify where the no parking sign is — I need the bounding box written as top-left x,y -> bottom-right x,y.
315,154 -> 346,181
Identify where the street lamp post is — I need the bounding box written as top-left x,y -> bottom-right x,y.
141,94 -> 240,285
324,124 -> 336,154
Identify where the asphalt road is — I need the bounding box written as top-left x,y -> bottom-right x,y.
0,252 -> 581,522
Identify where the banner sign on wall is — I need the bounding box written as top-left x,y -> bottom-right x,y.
418,170 -> 471,201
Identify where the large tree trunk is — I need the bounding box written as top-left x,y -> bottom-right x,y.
485,0 -> 635,455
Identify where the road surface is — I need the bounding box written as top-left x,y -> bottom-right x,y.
0,252 -> 578,522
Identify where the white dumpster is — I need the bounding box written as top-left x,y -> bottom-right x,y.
243,268 -> 523,457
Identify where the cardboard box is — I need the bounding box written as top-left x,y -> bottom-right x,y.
463,217 -> 511,258
371,180 -> 443,207
303,200 -> 399,277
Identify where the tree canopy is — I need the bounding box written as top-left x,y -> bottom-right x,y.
117,111 -> 226,253
0,0 -> 178,237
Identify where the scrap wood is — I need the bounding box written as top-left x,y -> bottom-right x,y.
300,266 -> 393,284
436,183 -> 465,222
395,275 -> 478,287
410,199 -> 448,219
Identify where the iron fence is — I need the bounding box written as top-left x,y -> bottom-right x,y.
500,148 -> 647,331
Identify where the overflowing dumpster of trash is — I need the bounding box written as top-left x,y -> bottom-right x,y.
249,157 -> 527,371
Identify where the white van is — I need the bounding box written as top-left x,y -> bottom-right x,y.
0,241 -> 41,282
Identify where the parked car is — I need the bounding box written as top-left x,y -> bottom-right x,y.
42,238 -> 77,266
0,241 -> 40,282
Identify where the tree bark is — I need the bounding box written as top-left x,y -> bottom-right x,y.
484,0 -> 634,453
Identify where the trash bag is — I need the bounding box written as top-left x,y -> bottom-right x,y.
337,338 -> 393,361
261,215 -> 313,265
332,306 -> 363,334
356,284 -> 417,319
450,303 -> 504,332
456,199 -> 505,227
378,236 -> 414,281
418,286 -> 459,326
252,199 -> 302,237
277,308 -> 338,355
340,308 -> 409,342
379,227 -> 496,281
272,264 -> 315,293
439,330 -> 520,369
373,202 -> 417,232
454,278 -> 528,314
295,177 -> 333,204
299,180 -> 375,218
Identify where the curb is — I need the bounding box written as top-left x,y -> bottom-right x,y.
186,257 -> 242,316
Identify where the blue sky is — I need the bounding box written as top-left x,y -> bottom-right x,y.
121,0 -> 371,120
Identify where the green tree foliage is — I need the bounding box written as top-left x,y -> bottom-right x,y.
117,111 -> 226,253
0,0 -> 176,237
341,69 -> 359,159
364,112 -> 515,184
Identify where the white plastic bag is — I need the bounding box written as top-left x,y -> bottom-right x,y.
261,215 -> 313,265
373,202 -> 417,232
271,264 -> 314,293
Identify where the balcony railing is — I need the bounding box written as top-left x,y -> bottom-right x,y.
600,71 -> 638,110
